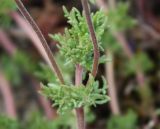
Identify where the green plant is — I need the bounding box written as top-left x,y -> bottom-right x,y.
0,115 -> 19,129
41,7 -> 109,112
41,74 -> 109,114
107,110 -> 138,129
35,54 -> 74,84
50,7 -> 106,71
0,51 -> 36,85
14,0 -> 110,129
107,3 -> 136,32
101,2 -> 136,54
23,112 -> 70,129
0,0 -> 16,27
123,52 -> 154,76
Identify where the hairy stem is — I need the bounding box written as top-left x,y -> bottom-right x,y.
0,71 -> 17,119
81,0 -> 100,77
75,64 -> 85,129
14,0 -> 65,84
105,51 -> 120,115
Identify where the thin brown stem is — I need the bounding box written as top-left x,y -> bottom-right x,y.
0,71 -> 17,119
14,0 -> 65,84
105,51 -> 120,115
75,64 -> 85,129
31,79 -> 57,119
81,0 -> 100,77
11,12 -> 52,71
113,32 -> 145,87
113,32 -> 133,58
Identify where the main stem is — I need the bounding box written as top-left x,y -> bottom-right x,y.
14,0 -> 65,84
75,64 -> 85,129
81,0 -> 100,77
77,1 -> 100,128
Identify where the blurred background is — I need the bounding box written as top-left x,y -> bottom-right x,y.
0,0 -> 159,129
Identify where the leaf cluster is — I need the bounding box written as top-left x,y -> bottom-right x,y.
41,74 -> 109,114
50,7 -> 107,71
107,110 -> 138,129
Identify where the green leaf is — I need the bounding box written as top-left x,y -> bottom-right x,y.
40,74 -> 109,114
50,7 -> 107,71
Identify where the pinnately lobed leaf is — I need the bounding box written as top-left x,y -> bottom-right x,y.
41,74 -> 110,114
50,7 -> 107,71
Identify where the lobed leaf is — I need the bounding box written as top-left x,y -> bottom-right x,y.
41,74 -> 110,114
50,7 -> 107,71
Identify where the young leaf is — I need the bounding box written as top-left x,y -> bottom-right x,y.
50,7 -> 107,71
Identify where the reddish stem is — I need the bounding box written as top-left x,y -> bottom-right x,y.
0,71 -> 17,119
96,0 -> 145,87
113,32 -> 145,87
14,0 -> 65,84
0,28 -> 56,119
81,0 -> 100,77
31,79 -> 57,119
11,12 -> 52,69
105,51 -> 120,115
96,0 -> 108,11
0,29 -> 17,56
75,64 -> 85,129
